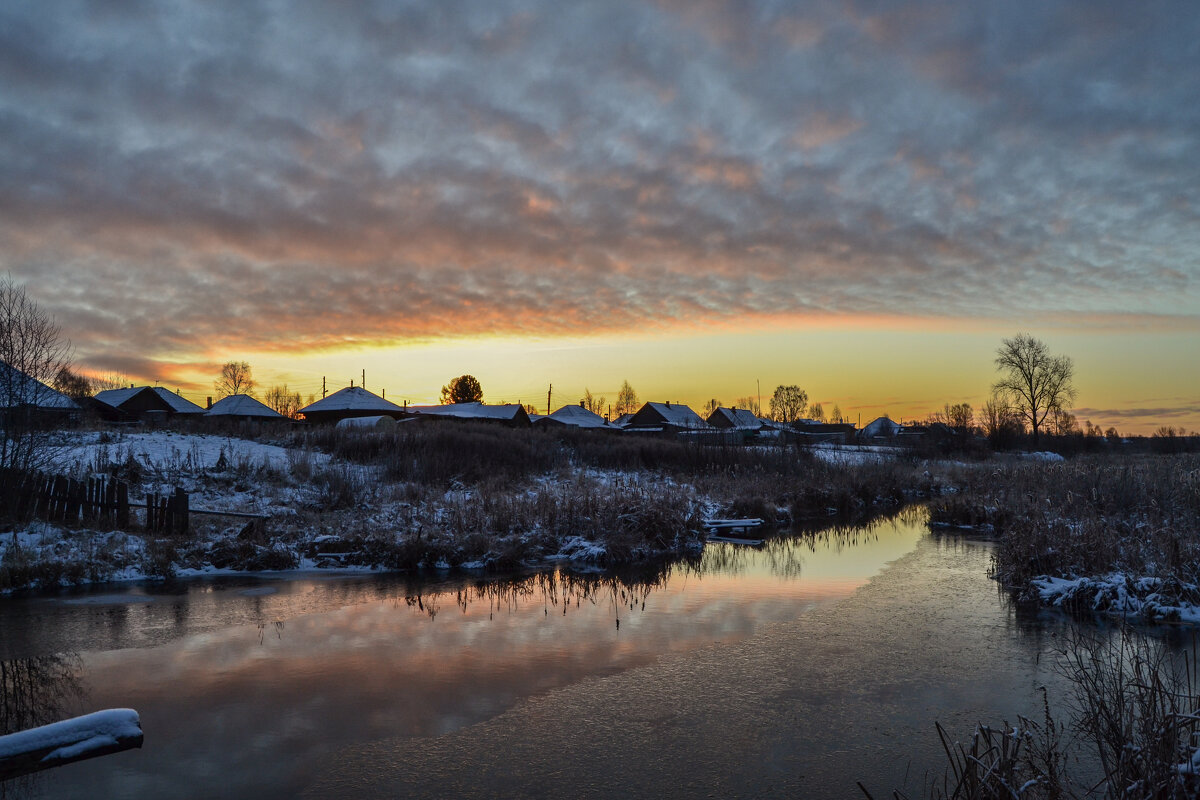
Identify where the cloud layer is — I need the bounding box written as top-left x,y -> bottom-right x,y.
2,0 -> 1197,378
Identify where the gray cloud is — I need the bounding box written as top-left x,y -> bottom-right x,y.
1,0 -> 1197,372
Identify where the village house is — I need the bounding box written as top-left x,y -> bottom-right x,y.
0,361 -> 80,423
405,402 -> 532,427
93,386 -> 206,423
298,386 -> 407,424
626,401 -> 709,433
206,394 -> 286,421
536,403 -> 610,430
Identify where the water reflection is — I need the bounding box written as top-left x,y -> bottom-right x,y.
20,510 -> 938,799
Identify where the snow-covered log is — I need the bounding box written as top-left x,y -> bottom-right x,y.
0,708 -> 143,780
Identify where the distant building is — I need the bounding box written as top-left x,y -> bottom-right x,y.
206,394 -> 286,421
0,361 -> 80,423
537,403 -> 610,429
298,386 -> 407,424
626,401 -> 708,432
793,421 -> 858,445
859,416 -> 903,441
93,386 -> 205,423
405,402 -> 531,427
706,407 -> 762,431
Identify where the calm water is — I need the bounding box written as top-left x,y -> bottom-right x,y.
2,511 -> 1095,798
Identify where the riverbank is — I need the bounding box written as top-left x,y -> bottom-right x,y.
2,425 -> 958,592
930,453 -> 1200,625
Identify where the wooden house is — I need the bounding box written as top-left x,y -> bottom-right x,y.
206,394 -> 286,421
626,401 -> 709,432
298,386 -> 406,424
405,402 -> 532,427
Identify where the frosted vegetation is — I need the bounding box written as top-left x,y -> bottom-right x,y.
1,423 -> 953,590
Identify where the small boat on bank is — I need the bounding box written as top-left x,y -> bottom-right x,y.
703,518 -> 765,546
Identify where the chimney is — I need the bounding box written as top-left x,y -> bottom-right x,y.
206,396 -> 212,409
665,400 -> 671,408
580,400 -> 585,408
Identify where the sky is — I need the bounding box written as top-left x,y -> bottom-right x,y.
1,0 -> 1197,433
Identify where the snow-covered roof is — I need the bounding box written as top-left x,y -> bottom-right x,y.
206,394 -> 285,419
543,404 -> 609,428
0,362 -> 79,410
150,387 -> 206,414
407,402 -> 527,422
707,407 -> 762,430
633,402 -> 708,429
93,386 -> 205,414
860,416 -> 903,438
610,413 -> 635,428
299,386 -> 404,415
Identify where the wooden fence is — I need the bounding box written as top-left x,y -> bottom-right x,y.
0,468 -> 188,534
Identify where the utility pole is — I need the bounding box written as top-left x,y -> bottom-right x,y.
322,376 -> 326,398
547,384 -> 552,416
757,379 -> 761,415
362,369 -> 365,390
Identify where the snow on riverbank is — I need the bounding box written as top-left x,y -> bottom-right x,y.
1032,572 -> 1200,625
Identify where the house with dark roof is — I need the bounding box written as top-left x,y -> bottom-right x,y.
626,402 -> 709,432
93,386 -> 206,421
298,386 -> 407,424
206,394 -> 286,421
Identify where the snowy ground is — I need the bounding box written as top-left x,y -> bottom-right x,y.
52,429 -> 326,475
806,443 -> 902,465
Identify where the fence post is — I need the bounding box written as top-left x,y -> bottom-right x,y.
173,488 -> 188,535
116,482 -> 129,528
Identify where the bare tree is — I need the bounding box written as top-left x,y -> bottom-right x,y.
215,361 -> 255,397
615,380 -> 639,417
945,402 -> 974,433
829,404 -> 843,424
0,277 -> 74,471
734,396 -> 761,417
702,398 -> 722,416
769,385 -> 808,424
582,388 -> 606,415
993,334 -> 1077,447
808,403 -> 825,423
264,384 -> 303,419
53,367 -> 93,401
440,375 -> 482,404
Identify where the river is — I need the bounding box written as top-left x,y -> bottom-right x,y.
1,510 -> 1102,798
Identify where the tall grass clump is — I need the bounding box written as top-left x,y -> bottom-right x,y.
928,455 -> 1200,614
868,628 -> 1200,800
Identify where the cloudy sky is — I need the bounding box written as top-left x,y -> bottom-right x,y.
2,0 -> 1197,431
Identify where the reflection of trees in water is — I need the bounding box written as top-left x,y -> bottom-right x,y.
405,563 -> 678,628
400,509 -> 922,622
1,653 -> 86,800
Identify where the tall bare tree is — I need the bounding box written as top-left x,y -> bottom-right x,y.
808,403 -> 825,423
582,388 -> 606,416
733,396 -> 761,416
215,361 -> 255,397
769,385 -> 808,424
0,276 -> 73,471
615,380 -> 639,417
993,334 -> 1077,446
264,384 -> 303,419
